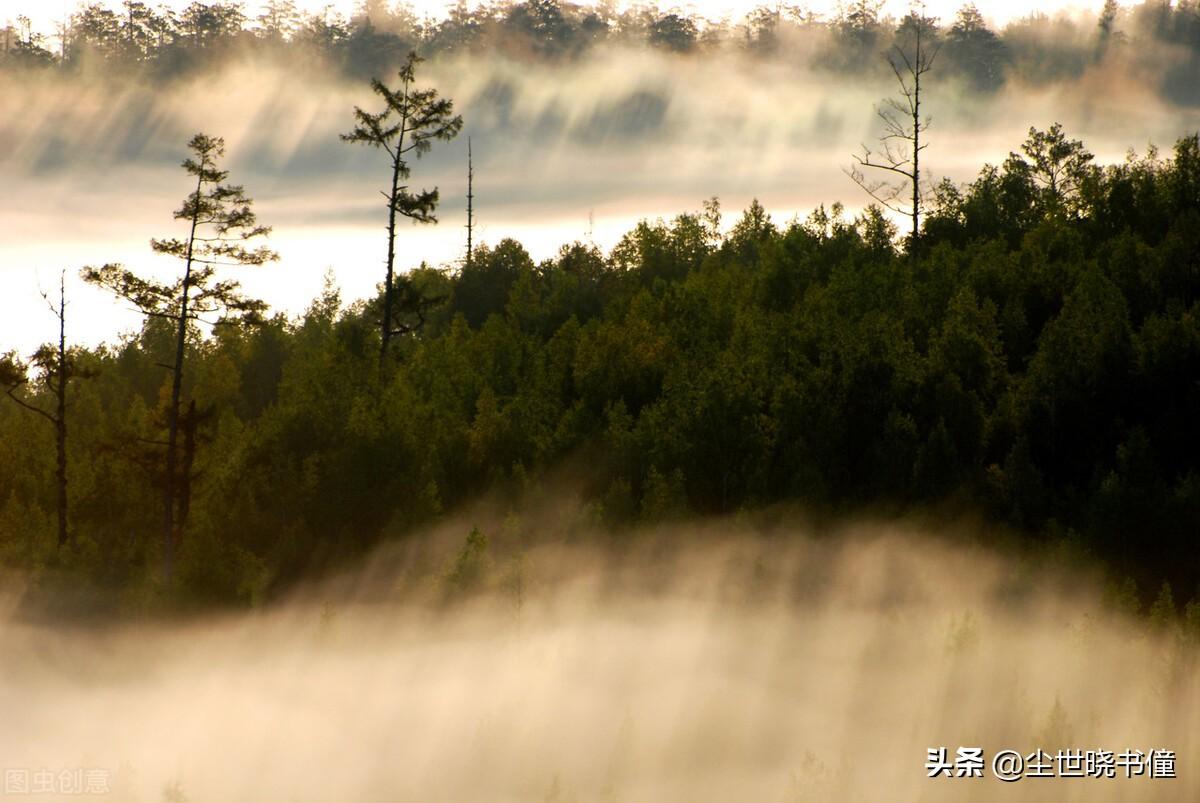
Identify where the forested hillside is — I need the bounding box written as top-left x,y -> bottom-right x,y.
1,122 -> 1197,613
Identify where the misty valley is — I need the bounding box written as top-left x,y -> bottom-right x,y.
1,1 -> 1199,801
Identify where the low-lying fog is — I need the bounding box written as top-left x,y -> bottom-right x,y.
1,517 -> 1195,802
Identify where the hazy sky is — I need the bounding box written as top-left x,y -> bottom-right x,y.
0,0 -> 1185,357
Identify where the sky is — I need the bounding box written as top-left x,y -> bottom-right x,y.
1,0 -> 1190,357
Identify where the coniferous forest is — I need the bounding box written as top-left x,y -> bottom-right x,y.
3,0 -> 1200,105
0,0 -> 1198,624
4,4 -> 1200,802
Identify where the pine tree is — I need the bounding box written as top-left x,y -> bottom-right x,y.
342,51 -> 463,365
83,133 -> 276,580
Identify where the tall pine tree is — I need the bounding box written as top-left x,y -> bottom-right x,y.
342,51 -> 462,365
84,133 -> 276,580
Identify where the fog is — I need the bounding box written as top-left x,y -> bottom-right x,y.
3,38 -> 1200,353
1,512 -> 1195,802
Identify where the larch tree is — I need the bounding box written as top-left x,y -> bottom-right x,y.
83,132 -> 276,581
846,7 -> 939,254
342,50 -> 463,366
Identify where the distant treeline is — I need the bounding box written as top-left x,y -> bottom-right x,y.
4,1 -> 1200,103
1,124 -> 1197,613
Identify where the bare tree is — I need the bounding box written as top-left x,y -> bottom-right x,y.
465,136 -> 475,270
0,271 -> 87,549
846,9 -> 938,253
84,133 -> 276,581
342,51 -> 463,365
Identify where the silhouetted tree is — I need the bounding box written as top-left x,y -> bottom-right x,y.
69,4 -> 122,63
453,238 -> 531,327
943,4 -> 1006,91
426,1 -> 487,54
118,1 -> 157,60
649,13 -> 697,53
466,137 -> 475,270
342,51 -> 463,364
504,0 -> 577,57
255,0 -> 302,42
0,272 -> 84,549
1014,123 -> 1096,215
296,5 -> 349,51
178,1 -> 245,49
1096,0 -> 1120,60
846,8 -> 938,252
831,0 -> 885,71
83,133 -> 276,580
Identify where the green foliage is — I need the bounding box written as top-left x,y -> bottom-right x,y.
942,4 -> 1008,92
3,130 -> 1200,611
1014,124 -> 1097,216
343,51 -> 462,363
82,132 -> 276,582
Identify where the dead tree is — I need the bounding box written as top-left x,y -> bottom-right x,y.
465,137 -> 475,270
0,271 -> 87,549
846,10 -> 938,253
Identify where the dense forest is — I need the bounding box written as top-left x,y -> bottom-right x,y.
4,0 -> 1200,106
1,1 -> 1198,623
2,120 -> 1198,615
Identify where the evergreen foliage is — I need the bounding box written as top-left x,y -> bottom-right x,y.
2,125 -> 1197,612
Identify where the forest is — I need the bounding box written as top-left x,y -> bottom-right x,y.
0,1 -> 1198,627
3,0 -> 1200,108
1,126 -> 1198,615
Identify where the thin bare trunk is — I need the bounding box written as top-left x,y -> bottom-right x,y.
54,272 -> 68,549
178,399 -> 197,532
911,25 -> 921,255
466,137 -> 474,270
380,78 -> 411,367
164,166 -> 203,581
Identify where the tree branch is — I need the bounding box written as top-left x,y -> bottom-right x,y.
4,385 -> 57,425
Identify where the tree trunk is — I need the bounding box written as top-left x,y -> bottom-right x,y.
54,273 -> 68,549
379,79 -> 411,368
379,90 -> 412,367
164,169 -> 203,581
178,399 -> 198,533
380,149 -> 401,366
466,137 -> 474,270
910,25 -> 921,256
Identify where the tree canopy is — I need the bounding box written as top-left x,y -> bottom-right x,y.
3,125 -> 1198,615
